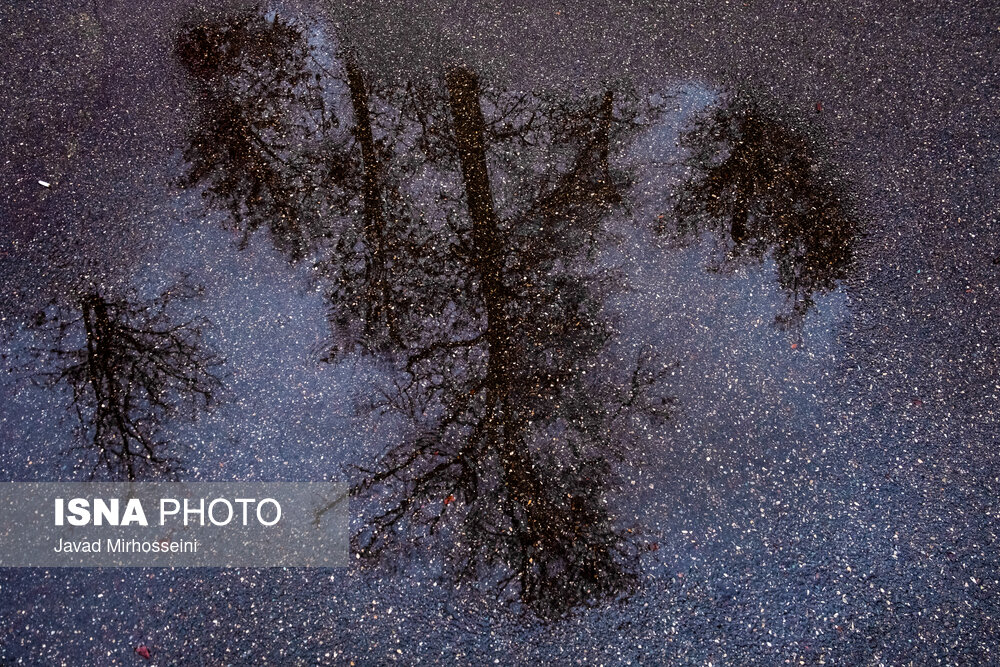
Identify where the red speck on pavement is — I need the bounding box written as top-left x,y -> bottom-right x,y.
136,645 -> 151,660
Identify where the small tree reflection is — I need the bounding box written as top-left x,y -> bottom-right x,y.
29,285 -> 222,479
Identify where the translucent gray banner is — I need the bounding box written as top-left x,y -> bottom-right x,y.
0,483 -> 349,567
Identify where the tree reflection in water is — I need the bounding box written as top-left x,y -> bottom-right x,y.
175,11 -> 355,261
175,13 -> 673,613
668,94 -> 858,329
349,68 -> 672,617
322,55 -> 426,355
172,12 -> 859,616
27,284 -> 223,480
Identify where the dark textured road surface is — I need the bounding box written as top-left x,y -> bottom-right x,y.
1,0 -> 998,663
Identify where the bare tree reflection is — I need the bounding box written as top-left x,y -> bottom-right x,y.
29,284 -> 223,479
350,68 -> 672,617
667,94 -> 857,328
